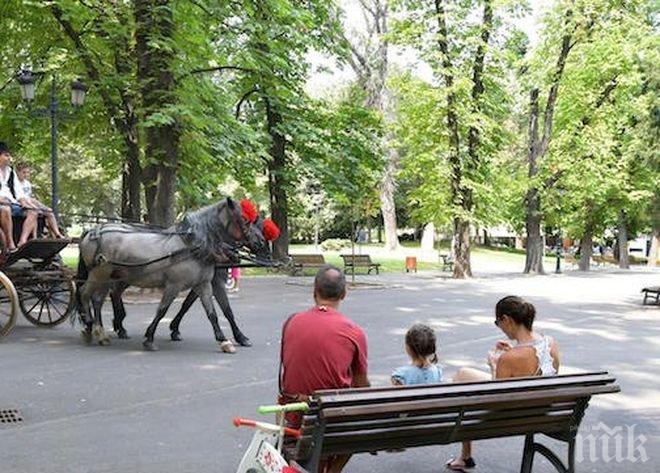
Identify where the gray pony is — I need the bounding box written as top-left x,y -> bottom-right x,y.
75,198 -> 269,353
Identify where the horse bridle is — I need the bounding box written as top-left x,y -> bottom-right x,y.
214,203 -> 257,263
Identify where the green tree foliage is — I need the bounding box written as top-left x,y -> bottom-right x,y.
525,0 -> 657,270
389,0 -> 523,277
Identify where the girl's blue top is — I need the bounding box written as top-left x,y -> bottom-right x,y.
392,364 -> 443,385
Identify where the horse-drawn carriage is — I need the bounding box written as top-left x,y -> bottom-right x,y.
0,198 -> 281,352
0,238 -> 76,339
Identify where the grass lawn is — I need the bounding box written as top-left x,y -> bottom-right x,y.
58,243 -> 611,276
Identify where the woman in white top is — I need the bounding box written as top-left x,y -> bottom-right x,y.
446,296 -> 560,471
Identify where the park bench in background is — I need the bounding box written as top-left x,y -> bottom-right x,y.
289,254 -> 326,276
440,253 -> 454,272
340,254 -> 380,275
564,254 -> 578,268
642,286 -> 660,305
285,372 -> 619,473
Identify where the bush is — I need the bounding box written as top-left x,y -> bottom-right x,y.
320,238 -> 352,251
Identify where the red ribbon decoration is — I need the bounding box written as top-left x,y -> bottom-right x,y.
240,199 -> 258,224
263,218 -> 280,241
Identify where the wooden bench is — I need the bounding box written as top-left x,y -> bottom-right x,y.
340,254 -> 380,275
289,254 -> 327,276
440,253 -> 454,272
564,254 -> 578,268
285,372 -> 619,473
642,286 -> 660,305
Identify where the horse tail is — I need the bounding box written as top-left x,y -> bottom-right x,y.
72,231 -> 90,325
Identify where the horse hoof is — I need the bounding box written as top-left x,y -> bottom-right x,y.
81,330 -> 93,345
98,338 -> 111,346
143,340 -> 158,352
235,336 -> 252,347
219,341 -> 236,354
170,331 -> 182,342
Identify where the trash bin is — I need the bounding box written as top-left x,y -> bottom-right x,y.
405,256 -> 417,273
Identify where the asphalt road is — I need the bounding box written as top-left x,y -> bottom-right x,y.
1,267 -> 658,472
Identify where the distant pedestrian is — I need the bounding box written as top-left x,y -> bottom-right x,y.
229,266 -> 241,292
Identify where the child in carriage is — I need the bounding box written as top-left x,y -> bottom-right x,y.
0,143 -> 39,252
15,162 -> 65,239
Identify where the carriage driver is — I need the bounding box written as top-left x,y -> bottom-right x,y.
0,142 -> 39,252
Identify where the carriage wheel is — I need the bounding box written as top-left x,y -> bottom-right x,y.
18,278 -> 75,327
0,271 -> 19,339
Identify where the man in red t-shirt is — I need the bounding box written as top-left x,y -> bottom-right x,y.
279,265 -> 369,472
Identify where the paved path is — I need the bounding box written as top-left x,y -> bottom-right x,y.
1,266 -> 658,472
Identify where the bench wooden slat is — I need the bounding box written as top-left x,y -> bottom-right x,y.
319,385 -> 616,420
321,413 -> 574,447
318,402 -> 578,435
314,372 -> 614,406
318,420 -> 573,457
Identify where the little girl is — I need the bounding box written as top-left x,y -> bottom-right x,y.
392,323 -> 443,386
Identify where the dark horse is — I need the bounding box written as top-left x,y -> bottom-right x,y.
76,198 -> 269,352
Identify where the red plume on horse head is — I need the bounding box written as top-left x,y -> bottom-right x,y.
262,219 -> 280,241
239,199 -> 258,224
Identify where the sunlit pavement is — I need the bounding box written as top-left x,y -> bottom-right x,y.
1,264 -> 658,472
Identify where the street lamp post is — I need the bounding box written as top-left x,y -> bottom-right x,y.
555,230 -> 563,274
16,70 -> 87,219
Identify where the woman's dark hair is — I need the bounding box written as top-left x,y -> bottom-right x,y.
405,324 -> 438,364
496,296 -> 536,330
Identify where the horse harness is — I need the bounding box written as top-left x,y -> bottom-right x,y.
85,206 -> 253,274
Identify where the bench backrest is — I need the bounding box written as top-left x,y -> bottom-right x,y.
291,254 -> 326,265
291,372 -> 618,462
340,254 -> 374,264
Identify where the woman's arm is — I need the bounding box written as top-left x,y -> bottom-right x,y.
550,338 -> 561,373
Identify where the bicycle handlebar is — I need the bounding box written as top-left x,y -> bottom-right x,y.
233,418 -> 301,438
257,402 -> 308,414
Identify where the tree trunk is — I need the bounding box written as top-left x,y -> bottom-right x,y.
578,230 -> 593,271
380,145 -> 399,251
524,191 -> 545,274
142,164 -> 158,224
265,101 -> 289,260
421,223 -> 435,253
135,0 -> 179,227
617,210 -> 629,269
524,89 -> 545,274
111,9 -> 143,223
453,218 -> 472,278
119,121 -> 142,221
346,1 -> 401,252
435,0 -> 472,279
524,9 -> 575,274
649,230 -> 659,267
51,3 -> 143,221
649,197 -> 660,267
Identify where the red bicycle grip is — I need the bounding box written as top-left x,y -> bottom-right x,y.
233,418 -> 256,428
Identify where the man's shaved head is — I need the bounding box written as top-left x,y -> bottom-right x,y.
314,265 -> 346,301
